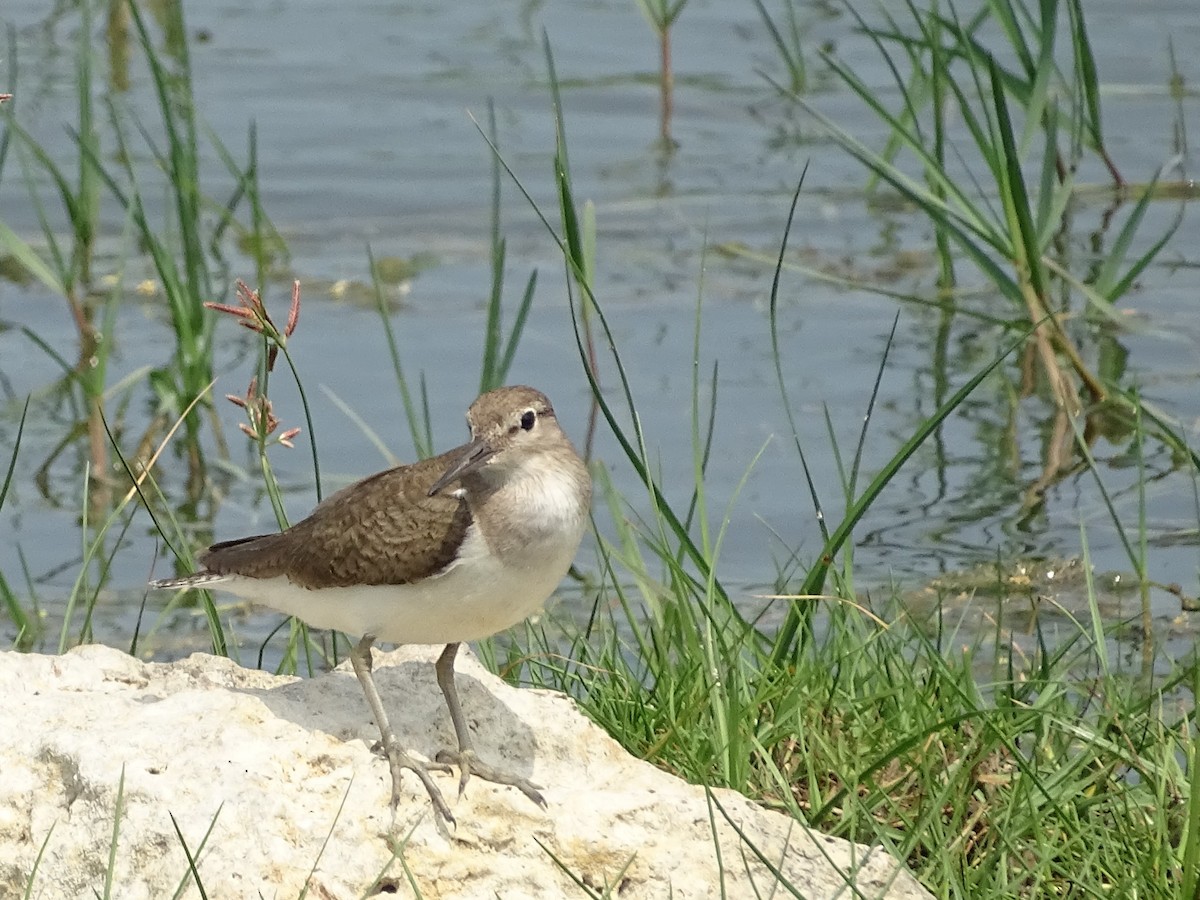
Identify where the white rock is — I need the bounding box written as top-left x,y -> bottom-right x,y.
0,644 -> 931,900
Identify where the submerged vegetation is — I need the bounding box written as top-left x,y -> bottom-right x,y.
2,0 -> 1199,896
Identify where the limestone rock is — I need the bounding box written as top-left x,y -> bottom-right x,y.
0,645 -> 931,899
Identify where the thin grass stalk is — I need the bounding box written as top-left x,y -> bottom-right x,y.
166,801 -> 223,896
753,0 -> 807,95
206,120 -> 289,291
688,274 -> 712,563
532,834 -> 619,898
19,823 -> 55,900
119,0 -> 216,475
481,98 -> 506,392
76,507 -> 137,645
1066,398 -> 1154,664
678,358 -> 718,541
169,810 -> 213,900
658,25 -> 673,147
988,55 -> 1048,302
268,284 -> 323,501
0,398 -> 36,647
0,26 -> 13,176
775,327 -> 1029,664
73,0 -> 99,291
926,2 -> 955,289
767,175 -> 829,558
243,123 -> 269,287
368,244 -> 432,459
100,766 -> 126,900
0,396 -> 27,511
1180,666 -> 1200,898
1064,0 -> 1122,185
1133,401 -> 1152,653
109,410 -> 228,656
479,98 -> 536,394
577,200 -> 600,459
294,780 -> 356,900
542,87 -> 736,622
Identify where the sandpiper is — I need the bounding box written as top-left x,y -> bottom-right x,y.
151,385 -> 591,829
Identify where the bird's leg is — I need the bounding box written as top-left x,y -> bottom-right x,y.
432,642 -> 545,807
349,635 -> 456,831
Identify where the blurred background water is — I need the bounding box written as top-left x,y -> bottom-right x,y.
0,0 -> 1198,664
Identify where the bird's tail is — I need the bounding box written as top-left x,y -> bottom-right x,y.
149,573 -> 225,590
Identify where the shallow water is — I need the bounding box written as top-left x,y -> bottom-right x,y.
1,0 -> 1198,665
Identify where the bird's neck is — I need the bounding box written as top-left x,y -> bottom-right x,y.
463,446 -> 589,559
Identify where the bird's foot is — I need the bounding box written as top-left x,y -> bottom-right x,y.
434,747 -> 545,808
377,738 -> 456,835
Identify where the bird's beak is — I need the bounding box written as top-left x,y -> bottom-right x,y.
428,437 -> 496,496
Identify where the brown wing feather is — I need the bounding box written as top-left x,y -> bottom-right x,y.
198,446 -> 473,589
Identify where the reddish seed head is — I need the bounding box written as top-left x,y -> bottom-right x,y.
224,375 -> 296,447
285,280 -> 301,338
206,280 -> 302,373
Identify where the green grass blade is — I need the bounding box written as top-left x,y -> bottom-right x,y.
1181,663 -> 1200,899
1092,162 -> 1185,302
1016,0 -> 1057,157
168,811 -> 210,900
0,397 -> 28,512
368,244 -> 432,459
481,98 -> 505,392
788,83 -> 1020,300
767,176 -> 831,545
100,767 -> 126,900
1065,0 -> 1115,178
988,53 -> 1048,299
775,325 -> 1030,662
498,270 -> 537,383
541,40 -> 736,613
20,822 -> 55,900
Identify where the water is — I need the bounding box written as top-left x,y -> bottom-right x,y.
1,0 -> 1198,662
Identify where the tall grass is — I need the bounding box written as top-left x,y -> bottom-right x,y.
753,0 -> 810,95
0,0 -> 285,510
477,31 -> 1200,899
766,0 -> 1197,659
0,0 -> 286,652
0,400 -> 36,649
99,0 -> 228,493
773,0 -> 1184,418
0,1 -> 111,490
478,100 -> 537,397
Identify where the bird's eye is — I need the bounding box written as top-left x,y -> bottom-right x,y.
520,410 -> 536,431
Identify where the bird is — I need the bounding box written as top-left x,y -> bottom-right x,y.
151,385 -> 591,830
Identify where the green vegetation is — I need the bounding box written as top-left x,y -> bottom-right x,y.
775,0 -> 1179,419
2,0 -> 1198,897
